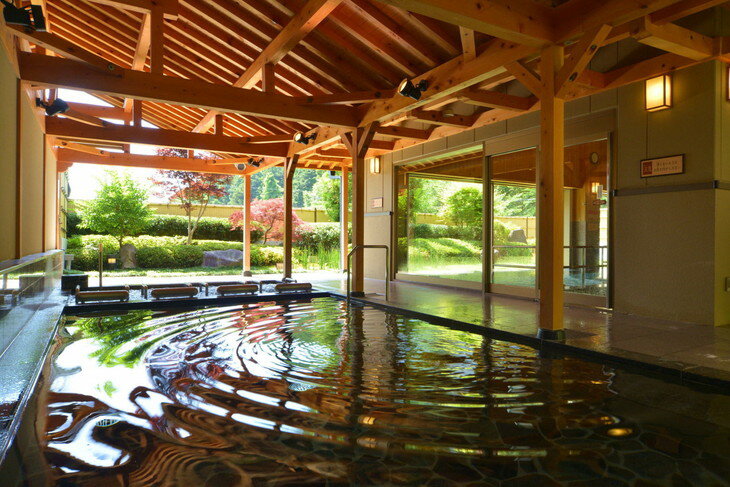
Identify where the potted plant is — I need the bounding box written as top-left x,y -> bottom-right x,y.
62,269 -> 89,292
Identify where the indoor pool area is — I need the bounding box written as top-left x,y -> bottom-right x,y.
2,296 -> 728,486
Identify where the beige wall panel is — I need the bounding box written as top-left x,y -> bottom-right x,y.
446,130 -> 476,149
614,190 -> 715,324
566,96 -> 591,119
422,137 -> 447,154
402,144 -> 424,162
505,111 -> 539,133
363,215 -> 391,280
20,93 -> 45,256
473,120 -> 507,141
0,47 -> 18,261
715,190 -> 730,325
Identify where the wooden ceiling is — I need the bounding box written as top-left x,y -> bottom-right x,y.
4,0 -> 730,174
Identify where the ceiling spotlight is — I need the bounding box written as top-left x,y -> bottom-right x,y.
235,163 -> 246,171
248,157 -> 264,167
293,132 -> 316,145
2,0 -> 46,31
36,98 -> 70,117
398,78 -> 429,100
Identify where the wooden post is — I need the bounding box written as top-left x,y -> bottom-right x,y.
150,8 -> 164,75
243,175 -> 252,276
215,113 -> 224,135
341,123 -> 377,295
262,63 -> 276,94
132,99 -> 142,126
283,155 -> 298,278
537,45 -> 566,339
340,165 -> 349,271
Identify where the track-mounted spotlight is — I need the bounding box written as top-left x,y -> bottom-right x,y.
248,157 -> 264,167
398,79 -> 429,100
293,132 -> 316,145
2,0 -> 46,31
36,98 -> 69,117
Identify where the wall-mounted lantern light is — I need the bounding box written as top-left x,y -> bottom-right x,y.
369,157 -> 381,174
645,74 -> 672,112
727,65 -> 730,101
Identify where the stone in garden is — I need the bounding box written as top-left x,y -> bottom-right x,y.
203,249 -> 243,267
119,244 -> 137,268
508,229 -> 528,244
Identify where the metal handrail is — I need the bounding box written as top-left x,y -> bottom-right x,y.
346,244 -> 390,302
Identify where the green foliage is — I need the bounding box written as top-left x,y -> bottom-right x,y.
67,211 -> 87,235
66,234 -> 284,270
492,220 -> 512,245
443,187 -> 483,228
412,223 -> 481,241
296,223 -> 348,251
79,172 -> 153,246
408,177 -> 449,214
259,170 -> 283,200
406,238 -> 482,259
311,171 -> 350,221
493,184 -> 536,217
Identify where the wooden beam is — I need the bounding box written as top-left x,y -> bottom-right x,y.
45,117 -> 290,157
555,24 -> 612,98
373,0 -> 553,46
376,126 -> 432,139
635,19 -> 714,60
60,109 -> 107,127
56,140 -> 109,156
18,53 -> 359,128
460,90 -> 536,111
504,60 -> 542,96
537,44 -> 565,334
192,0 -> 344,132
64,102 -> 130,121
262,62 -> 276,94
296,90 -> 395,105
6,26 -> 120,73
56,148 -> 248,175
409,109 -> 476,127
131,13 -> 152,70
459,27 -> 476,61
360,39 -> 534,126
650,0 -> 728,25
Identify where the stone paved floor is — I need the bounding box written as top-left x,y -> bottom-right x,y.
310,277 -> 730,384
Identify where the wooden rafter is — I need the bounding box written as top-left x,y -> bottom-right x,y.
192,0 -> 344,132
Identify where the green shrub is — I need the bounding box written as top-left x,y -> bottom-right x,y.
65,248 -> 117,271
296,223 -> 348,251
492,220 -> 512,245
501,242 -> 533,257
412,223 -> 481,241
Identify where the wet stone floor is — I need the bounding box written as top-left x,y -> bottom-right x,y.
5,297 -> 730,486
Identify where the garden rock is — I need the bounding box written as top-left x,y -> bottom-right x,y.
508,229 -> 528,244
120,244 -> 138,268
203,249 -> 243,267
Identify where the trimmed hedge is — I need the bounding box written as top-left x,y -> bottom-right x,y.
412,223 -> 482,241
67,211 -> 264,242
297,223 -> 350,251
66,235 -> 283,270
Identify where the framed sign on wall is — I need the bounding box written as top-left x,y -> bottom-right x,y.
640,154 -> 684,178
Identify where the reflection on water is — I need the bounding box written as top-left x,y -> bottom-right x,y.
25,299 -> 730,485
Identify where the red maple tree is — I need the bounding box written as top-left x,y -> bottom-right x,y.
151,148 -> 232,244
230,198 -> 306,244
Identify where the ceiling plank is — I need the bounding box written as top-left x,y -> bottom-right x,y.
650,0 -> 729,24
408,109 -> 477,127
372,0 -> 553,46
85,0 -> 179,19
192,0 -> 344,132
296,90 -> 395,105
46,117 -> 291,157
359,39 -> 534,126
19,53 -> 359,127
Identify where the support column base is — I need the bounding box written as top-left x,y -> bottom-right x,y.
536,328 -> 566,341
350,291 -> 365,297
243,270 -> 252,277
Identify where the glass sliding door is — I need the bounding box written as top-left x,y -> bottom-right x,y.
489,148 -> 538,297
395,147 -> 484,288
563,139 -> 610,302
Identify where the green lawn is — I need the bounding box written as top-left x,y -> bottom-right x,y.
85,266 -> 277,278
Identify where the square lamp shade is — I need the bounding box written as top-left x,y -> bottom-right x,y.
369,157 -> 381,174
645,74 -> 672,112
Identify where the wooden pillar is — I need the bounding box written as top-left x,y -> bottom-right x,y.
341,123 -> 377,295
243,175 -> 252,276
538,45 -> 566,338
215,113 -> 224,135
150,8 -> 164,75
340,166 -> 349,271
283,155 -> 298,278
132,99 -> 142,126
262,63 -> 276,94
